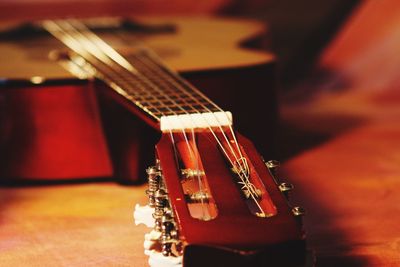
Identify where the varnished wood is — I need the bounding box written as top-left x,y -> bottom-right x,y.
0,17 -> 273,79
0,17 -> 276,182
156,132 -> 304,255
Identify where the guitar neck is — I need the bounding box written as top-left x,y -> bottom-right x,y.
43,19 -> 223,125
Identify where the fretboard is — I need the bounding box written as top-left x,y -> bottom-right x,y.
43,19 -> 222,122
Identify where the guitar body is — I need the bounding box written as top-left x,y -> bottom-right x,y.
0,17 -> 276,182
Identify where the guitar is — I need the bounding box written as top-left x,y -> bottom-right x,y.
38,19 -> 306,266
0,17 -> 277,183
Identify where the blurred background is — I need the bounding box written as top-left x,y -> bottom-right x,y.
0,0 -> 360,90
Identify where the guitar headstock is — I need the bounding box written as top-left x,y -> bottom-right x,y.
135,121 -> 306,266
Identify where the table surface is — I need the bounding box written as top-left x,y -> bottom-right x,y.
0,183 -> 150,266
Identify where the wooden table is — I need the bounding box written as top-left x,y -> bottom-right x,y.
0,183 -> 150,266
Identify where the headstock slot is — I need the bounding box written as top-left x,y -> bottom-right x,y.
203,129 -> 278,218
169,131 -> 218,221
163,127 -> 279,222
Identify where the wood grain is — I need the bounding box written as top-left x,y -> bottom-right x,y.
0,183 -> 150,266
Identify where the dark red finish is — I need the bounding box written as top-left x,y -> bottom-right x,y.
0,80 -> 113,180
156,132 -> 305,259
0,62 -> 275,182
0,17 -> 277,183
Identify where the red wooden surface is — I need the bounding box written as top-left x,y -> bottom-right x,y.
0,82 -> 113,180
0,17 -> 276,183
156,132 -> 303,248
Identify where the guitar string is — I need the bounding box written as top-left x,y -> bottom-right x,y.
45,19 -> 263,216
67,19 -> 209,217
67,19 -> 263,215
63,19 -> 263,216
66,18 -> 264,215
136,51 -> 249,176
125,54 -> 216,218
131,53 -> 253,187
42,20 -> 167,120
131,52 -> 262,206
47,19 -> 209,217
138,52 -> 254,196
133,52 -> 248,173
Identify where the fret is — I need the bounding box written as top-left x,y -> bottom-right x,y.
44,20 -> 224,123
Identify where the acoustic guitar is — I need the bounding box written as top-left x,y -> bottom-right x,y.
0,17 -> 277,183
0,17 -> 306,266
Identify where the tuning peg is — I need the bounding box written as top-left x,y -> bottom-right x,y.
279,182 -> 294,199
292,206 -> 306,228
265,160 -> 280,176
146,164 -> 163,208
292,206 -> 305,216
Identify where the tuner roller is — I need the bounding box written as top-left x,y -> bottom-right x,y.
181,168 -> 205,180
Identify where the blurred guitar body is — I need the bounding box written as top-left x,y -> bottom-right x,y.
0,17 -> 276,182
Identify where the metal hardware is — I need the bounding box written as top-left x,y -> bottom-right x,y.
243,187 -> 262,199
184,192 -> 210,203
181,168 -> 205,180
292,206 -> 306,216
144,162 -> 181,258
160,213 -> 178,256
265,160 -> 280,169
292,206 -> 306,228
279,182 -> 294,198
265,160 -> 280,176
146,165 -> 162,208
154,189 -> 168,217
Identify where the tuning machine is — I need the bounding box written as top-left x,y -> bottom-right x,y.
265,159 -> 280,177
146,163 -> 163,208
143,162 -> 182,259
279,182 -> 294,198
292,206 -> 306,229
